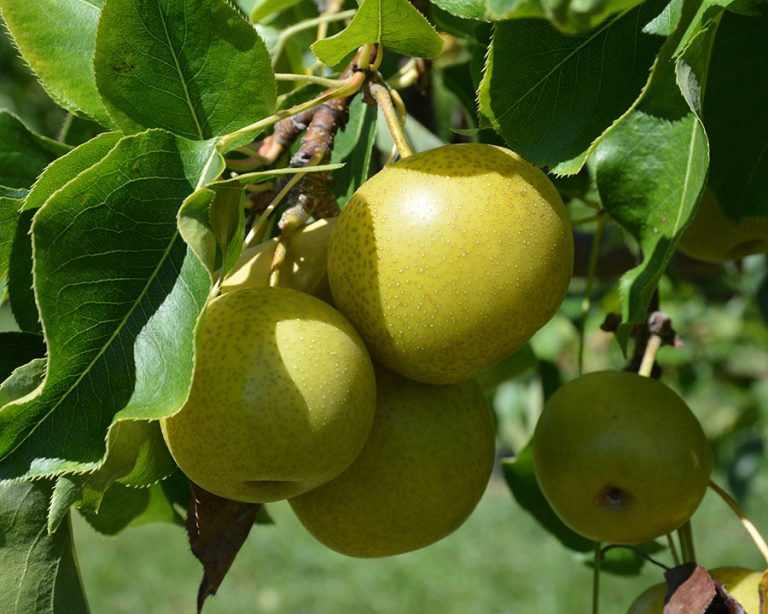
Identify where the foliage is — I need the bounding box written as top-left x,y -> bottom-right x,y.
1,0 -> 767,611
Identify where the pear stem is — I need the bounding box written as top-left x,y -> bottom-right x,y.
369,81 -> 413,159
708,479 -> 768,566
666,533 -> 681,567
677,521 -> 696,564
637,333 -> 662,378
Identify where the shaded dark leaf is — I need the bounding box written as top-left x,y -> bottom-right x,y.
186,481 -> 263,612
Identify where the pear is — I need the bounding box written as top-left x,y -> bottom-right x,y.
289,366 -> 496,557
160,286 -> 376,503
532,370 -> 713,544
327,143 -> 573,385
678,189 -> 768,262
221,217 -> 336,300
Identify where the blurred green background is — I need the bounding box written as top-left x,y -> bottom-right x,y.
3,19 -> 768,614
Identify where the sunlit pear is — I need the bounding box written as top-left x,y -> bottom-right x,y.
289,366 -> 496,557
161,286 -> 376,503
327,143 -> 574,385
221,217 -> 336,300
532,370 -> 712,545
678,189 -> 768,262
627,567 -> 763,613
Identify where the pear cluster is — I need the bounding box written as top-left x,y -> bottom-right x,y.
161,143 -> 574,557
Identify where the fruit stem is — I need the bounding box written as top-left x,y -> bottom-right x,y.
592,542 -> 602,614
578,213 -> 607,375
637,333 -> 662,378
677,521 -> 696,564
709,479 -> 768,566
274,73 -> 349,88
244,164 -> 316,249
369,80 -> 413,159
666,533 -> 681,567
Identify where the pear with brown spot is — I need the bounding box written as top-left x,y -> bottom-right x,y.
327,143 -> 574,385
161,286 -> 376,503
532,370 -> 713,545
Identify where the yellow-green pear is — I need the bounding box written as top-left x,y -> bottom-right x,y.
533,371 -> 712,545
289,366 -> 496,557
161,286 -> 376,503
221,217 -> 336,300
627,567 -> 764,613
327,143 -> 573,385
678,189 -> 768,262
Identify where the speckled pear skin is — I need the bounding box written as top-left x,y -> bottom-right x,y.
221,218 -> 336,300
289,366 -> 496,558
327,143 -> 574,385
160,286 -> 376,503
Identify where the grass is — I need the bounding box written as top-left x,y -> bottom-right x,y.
73,475 -> 767,614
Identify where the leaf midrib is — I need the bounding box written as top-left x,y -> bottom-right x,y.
155,0 -> 205,140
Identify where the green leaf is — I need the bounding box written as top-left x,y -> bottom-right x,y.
595,10 -> 714,338
24,132 -> 123,212
432,0 -> 646,29
477,0 -> 667,174
312,0 -> 444,66
0,480 -> 90,614
8,133 -> 124,335
704,6 -> 768,219
6,208 -> 40,334
94,0 -> 276,140
250,0 -> 305,22
0,333 -> 46,383
178,185 -> 245,276
78,480 -> 182,535
332,96 -> 378,206
47,420 -> 177,532
539,0 -> 646,33
429,0 -> 541,22
0,0 -> 114,127
0,129 -> 213,482
0,111 -> 70,189
0,194 -> 21,282
501,444 -> 594,553
0,358 -> 47,409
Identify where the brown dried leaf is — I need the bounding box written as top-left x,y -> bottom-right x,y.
186,481 -> 262,613
663,564 -> 747,614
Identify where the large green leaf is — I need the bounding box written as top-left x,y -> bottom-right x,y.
704,6 -> 768,219
0,112 -> 70,189
0,0 -> 113,127
0,130 -> 214,482
595,5 -> 715,339
0,480 -> 89,614
8,133 -> 123,335
94,0 -> 276,140
477,0 -> 667,174
312,0 -> 445,66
